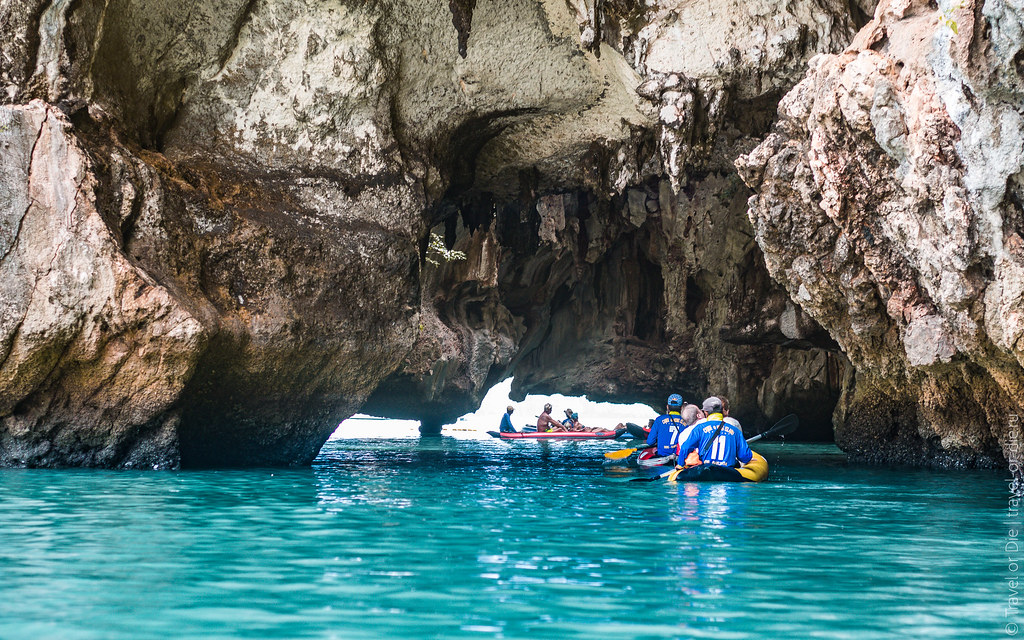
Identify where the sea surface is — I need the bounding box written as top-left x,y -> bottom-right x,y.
0,438 -> 1014,639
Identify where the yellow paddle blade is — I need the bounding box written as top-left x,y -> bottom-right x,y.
604,447 -> 638,460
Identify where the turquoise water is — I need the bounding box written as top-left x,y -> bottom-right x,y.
0,439 -> 1013,639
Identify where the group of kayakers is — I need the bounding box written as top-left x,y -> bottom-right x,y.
491,391 -> 779,485
496,393 -> 752,469
646,393 -> 753,469
498,403 -> 617,434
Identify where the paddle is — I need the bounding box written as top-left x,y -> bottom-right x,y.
745,413 -> 798,443
604,419 -> 678,460
604,443 -> 654,460
631,414 -> 799,482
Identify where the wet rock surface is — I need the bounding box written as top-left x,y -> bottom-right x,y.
0,0 -> 1015,469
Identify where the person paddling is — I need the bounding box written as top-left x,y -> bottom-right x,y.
499,405 -> 516,433
537,403 -> 564,432
645,394 -> 686,462
676,396 -> 753,468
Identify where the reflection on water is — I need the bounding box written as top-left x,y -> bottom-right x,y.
0,440 -> 1009,639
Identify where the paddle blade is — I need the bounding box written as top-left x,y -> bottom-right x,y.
762,414 -> 799,439
604,447 -> 638,460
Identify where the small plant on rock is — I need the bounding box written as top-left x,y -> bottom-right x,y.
939,1 -> 964,34
426,232 -> 467,266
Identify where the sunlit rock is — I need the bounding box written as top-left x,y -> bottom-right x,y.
737,0 -> 1023,467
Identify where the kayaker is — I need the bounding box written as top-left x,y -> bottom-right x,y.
718,395 -> 742,429
689,396 -> 739,430
645,394 -> 686,459
679,404 -> 701,435
561,410 -> 615,434
678,404 -> 703,466
499,405 -> 516,433
537,403 -> 565,432
676,396 -> 753,467
563,409 -> 584,431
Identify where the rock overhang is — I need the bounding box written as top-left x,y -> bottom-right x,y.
7,0 -> 1013,469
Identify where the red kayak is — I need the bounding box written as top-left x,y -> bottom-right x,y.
487,428 -> 626,440
637,446 -> 676,467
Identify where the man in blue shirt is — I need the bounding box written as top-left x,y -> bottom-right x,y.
676,396 -> 753,467
646,394 -> 686,457
499,405 -> 516,432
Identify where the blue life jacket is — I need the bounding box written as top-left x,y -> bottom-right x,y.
676,414 -> 753,466
646,412 -> 685,456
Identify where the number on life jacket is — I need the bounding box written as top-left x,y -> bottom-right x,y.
707,434 -> 728,464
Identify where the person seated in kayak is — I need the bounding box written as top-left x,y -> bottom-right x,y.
676,396 -> 753,468
562,410 -> 616,434
718,395 -> 742,429
679,404 -> 701,435
689,395 -> 739,431
562,408 -> 584,431
499,405 -> 516,433
645,394 -> 687,459
537,403 -> 565,432
677,404 -> 704,466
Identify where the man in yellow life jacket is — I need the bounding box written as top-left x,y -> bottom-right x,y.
677,396 -> 752,467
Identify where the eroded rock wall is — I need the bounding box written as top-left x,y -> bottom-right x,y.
380,0 -> 858,434
0,101 -> 203,468
737,0 -> 1024,467
2,0 -> 425,466
2,0 -> 669,466
0,0 -> 953,468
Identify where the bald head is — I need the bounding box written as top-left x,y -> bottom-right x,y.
681,404 -> 700,426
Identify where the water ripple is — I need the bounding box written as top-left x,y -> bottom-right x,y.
0,441 -> 1008,639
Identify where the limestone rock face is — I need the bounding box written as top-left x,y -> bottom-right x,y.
0,101 -> 203,468
366,0 -> 859,430
737,0 -> 1024,467
2,0 -> 429,467
0,0 -> 959,468
0,98 -> 421,467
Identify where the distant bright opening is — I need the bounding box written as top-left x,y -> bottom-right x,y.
329,378 -> 658,440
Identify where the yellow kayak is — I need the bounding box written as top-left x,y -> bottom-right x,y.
666,451 -> 769,483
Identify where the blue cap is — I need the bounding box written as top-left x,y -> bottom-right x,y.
667,393 -> 683,407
